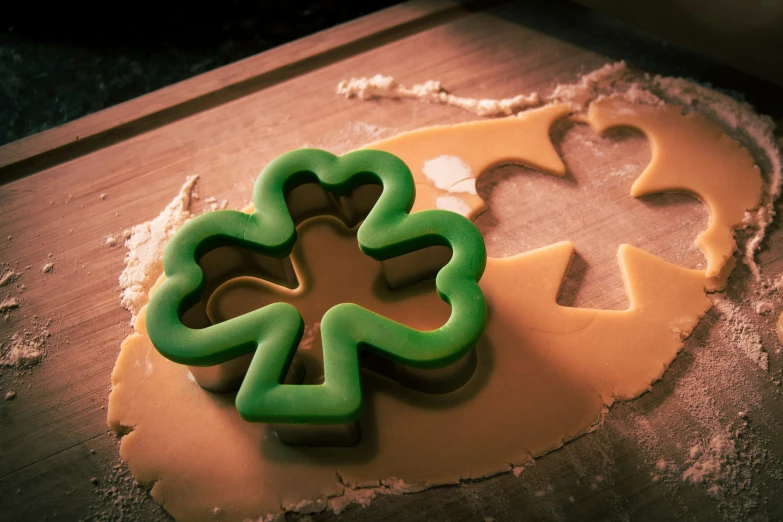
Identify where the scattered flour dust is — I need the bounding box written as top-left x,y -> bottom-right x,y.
204,196 -> 228,211
754,300 -> 774,315
622,273 -> 777,521
88,461 -> 166,522
680,420 -> 767,507
546,62 -> 634,110
0,327 -> 50,368
0,264 -> 53,372
118,175 -> 199,325
0,270 -> 19,287
336,62 -> 627,116
337,74 -> 541,117
682,432 -> 737,486
299,322 -> 322,351
0,297 -> 19,313
713,297 -> 768,371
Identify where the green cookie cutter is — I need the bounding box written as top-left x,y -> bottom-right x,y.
146,148 -> 487,425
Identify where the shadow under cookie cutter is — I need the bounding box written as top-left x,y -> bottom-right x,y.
145,148 -> 487,446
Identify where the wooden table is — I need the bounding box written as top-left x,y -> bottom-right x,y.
2,1 -> 783,520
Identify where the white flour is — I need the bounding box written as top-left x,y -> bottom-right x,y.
336,63 -> 627,117
203,196 -> 228,212
0,328 -> 50,368
546,62 -> 631,109
713,297 -> 769,371
423,155 -> 478,216
0,297 -> 19,313
0,264 -> 52,372
422,155 -> 476,194
337,74 -> 541,117
118,175 -> 199,325
435,195 -> 471,216
0,270 -> 18,287
682,433 -> 737,486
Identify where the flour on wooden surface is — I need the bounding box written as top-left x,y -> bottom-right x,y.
204,196 -> 228,212
336,63 -> 627,116
682,433 -> 736,485
624,273 -> 778,521
337,74 -> 541,117
0,297 -> 19,313
119,175 -> 198,325
0,259 -> 54,371
547,62 -> 630,109
754,300 -> 774,315
713,297 -> 769,371
0,270 -> 18,287
88,461 -> 166,522
679,421 -> 767,508
0,328 -> 50,368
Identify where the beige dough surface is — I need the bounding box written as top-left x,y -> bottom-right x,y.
108,100 -> 762,521
362,103 -> 570,218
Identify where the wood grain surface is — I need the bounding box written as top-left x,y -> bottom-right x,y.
2,1 -> 783,521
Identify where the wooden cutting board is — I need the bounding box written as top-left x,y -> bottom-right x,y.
2,1 -> 783,520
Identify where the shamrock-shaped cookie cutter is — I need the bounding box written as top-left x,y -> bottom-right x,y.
146,149 -> 487,428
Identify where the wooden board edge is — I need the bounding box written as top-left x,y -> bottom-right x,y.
0,0 -> 468,183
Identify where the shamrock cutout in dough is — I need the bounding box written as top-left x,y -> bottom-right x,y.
146,149 -> 487,425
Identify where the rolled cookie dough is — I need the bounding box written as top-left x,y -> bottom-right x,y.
108,98 -> 761,521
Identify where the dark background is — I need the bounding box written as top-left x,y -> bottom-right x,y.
0,1 -> 401,146
3,0 -> 783,148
